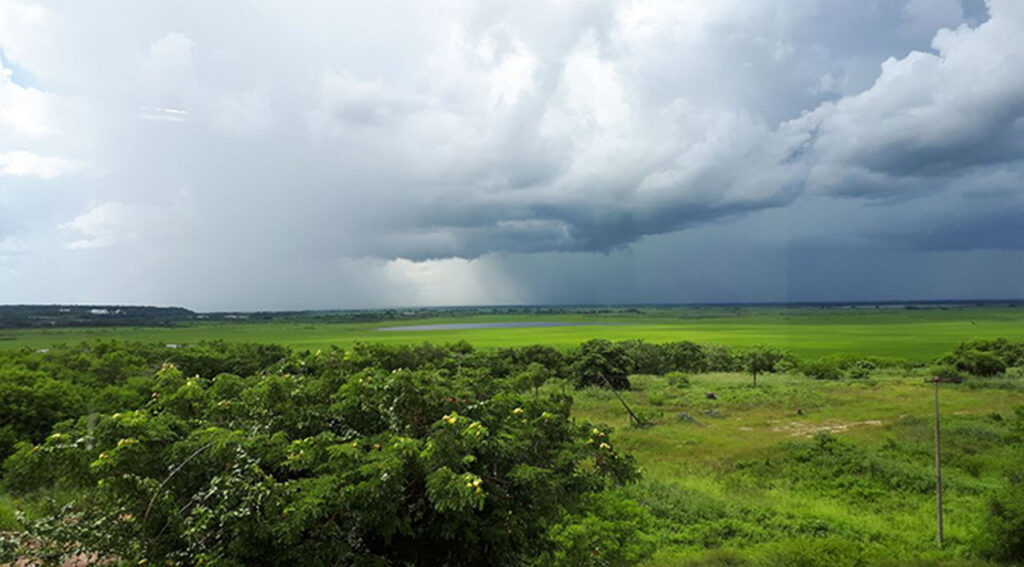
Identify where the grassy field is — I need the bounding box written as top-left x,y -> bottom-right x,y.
569,370 -> 1024,565
3,306 -> 1024,361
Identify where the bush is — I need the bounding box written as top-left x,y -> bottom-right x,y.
666,372 -> 691,388
802,361 -> 842,381
980,482 -> 1024,562
570,339 -> 632,390
930,364 -> 970,382
846,360 -> 874,380
977,406 -> 1024,562
543,491 -> 657,566
663,341 -> 707,373
619,340 -> 669,375
955,338 -> 1024,368
703,344 -> 741,372
954,349 -> 1006,377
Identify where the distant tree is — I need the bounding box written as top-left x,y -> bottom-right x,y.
663,341 -> 707,373
570,340 -> 632,390
955,338 -> 1024,368
802,360 -> 842,381
619,340 -> 668,375
743,346 -> 784,387
703,344 -> 741,372
953,349 -> 1006,377
515,362 -> 550,396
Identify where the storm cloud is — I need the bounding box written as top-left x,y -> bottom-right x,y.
1,0 -> 1022,309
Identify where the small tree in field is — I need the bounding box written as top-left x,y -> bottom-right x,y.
570,339 -> 632,390
743,346 -> 784,387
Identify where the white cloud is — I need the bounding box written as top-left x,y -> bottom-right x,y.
0,60 -> 60,138
795,0 -> 1024,196
0,150 -> 86,178
0,0 -> 48,70
60,202 -> 142,250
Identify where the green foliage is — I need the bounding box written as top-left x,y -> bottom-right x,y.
734,433 -> 935,500
663,341 -> 708,372
930,364 -> 970,382
619,339 -> 670,375
976,406 -> 1024,562
666,371 -> 691,388
0,340 -> 291,462
543,491 -> 657,566
570,339 -> 632,390
2,359 -> 640,565
955,338 -> 1024,367
802,360 -> 842,381
513,362 -> 551,396
952,349 -> 1006,377
742,346 -> 785,387
757,536 -> 878,567
703,344 -> 741,372
845,359 -> 875,380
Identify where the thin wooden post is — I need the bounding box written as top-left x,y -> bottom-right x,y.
933,380 -> 944,547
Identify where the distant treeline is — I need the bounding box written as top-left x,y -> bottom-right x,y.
5,300 -> 1021,329
0,305 -> 196,329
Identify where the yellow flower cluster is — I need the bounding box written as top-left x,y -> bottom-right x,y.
464,475 -> 484,493
466,421 -> 485,436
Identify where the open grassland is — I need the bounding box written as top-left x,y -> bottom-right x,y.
3,306 -> 1024,361
569,370 -> 1024,565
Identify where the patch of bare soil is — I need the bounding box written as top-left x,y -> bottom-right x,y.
771,419 -> 884,437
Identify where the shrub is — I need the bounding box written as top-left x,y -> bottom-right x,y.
570,339 -> 632,390
846,360 -> 874,380
954,349 -> 1006,377
666,372 -> 691,388
619,340 -> 669,375
663,341 -> 707,373
977,406 -> 1024,562
930,364 -> 970,383
703,344 -> 741,372
955,338 -> 1024,368
802,360 -> 842,381
543,492 -> 657,566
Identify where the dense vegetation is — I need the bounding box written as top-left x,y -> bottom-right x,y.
0,336 -> 1022,565
0,305 -> 196,329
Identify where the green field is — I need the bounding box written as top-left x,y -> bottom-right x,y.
4,306 -> 1024,361
571,370 -> 1024,564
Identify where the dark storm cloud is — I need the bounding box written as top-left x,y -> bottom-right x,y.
873,206 -> 1024,252
1,0 -> 1022,308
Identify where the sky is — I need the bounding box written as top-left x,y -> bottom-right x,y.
1,0 -> 1023,311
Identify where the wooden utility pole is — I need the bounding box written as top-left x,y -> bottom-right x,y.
930,374 -> 961,548
933,379 -> 943,547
